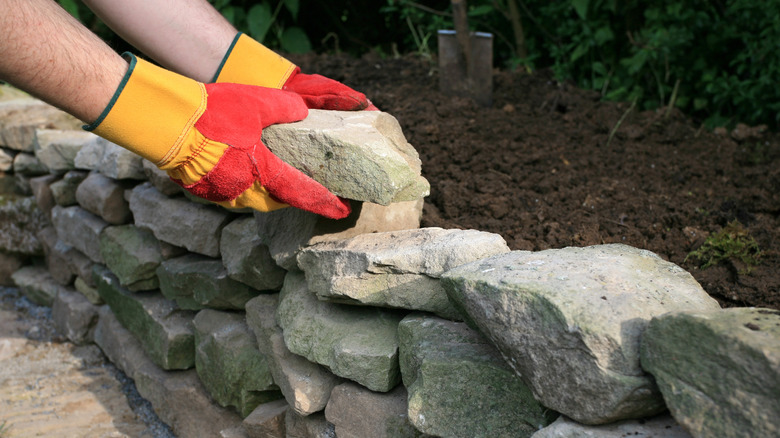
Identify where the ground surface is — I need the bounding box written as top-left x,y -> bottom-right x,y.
290,52 -> 779,310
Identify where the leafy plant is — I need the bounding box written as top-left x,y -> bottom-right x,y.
209,0 -> 311,53
685,220 -> 762,273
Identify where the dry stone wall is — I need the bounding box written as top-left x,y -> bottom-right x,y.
2,89 -> 779,438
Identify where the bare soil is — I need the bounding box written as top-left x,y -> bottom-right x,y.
290,52 -> 780,310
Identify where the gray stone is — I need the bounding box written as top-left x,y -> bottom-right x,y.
74,136 -> 145,179
128,182 -> 232,257
255,199 -> 423,271
94,307 -> 243,437
285,411 -> 335,438
33,128 -> 96,174
12,152 -> 47,175
277,272 -> 403,392
325,382 -> 419,438
13,173 -> 32,196
75,172 -> 132,224
94,265 -> 195,370
157,253 -> 259,310
263,110 -> 429,205
531,414 -> 691,438
37,226 -> 76,285
245,294 -> 342,416
49,170 -> 87,206
0,147 -> 12,171
640,307 -> 780,438
51,205 -> 108,263
0,101 -> 81,152
442,244 -> 722,425
0,196 -> 44,255
99,225 -> 169,291
221,216 -> 286,291
243,399 -> 288,438
193,309 -> 281,418
142,159 -> 182,196
399,314 -> 552,437
29,174 -> 59,219
74,276 -> 103,305
0,251 -> 25,286
11,265 -> 64,306
52,287 -> 99,345
298,227 -> 509,319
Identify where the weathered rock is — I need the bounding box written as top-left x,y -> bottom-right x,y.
52,287 -> 99,345
0,251 -> 25,286
128,182 -> 232,257
94,265 -> 195,370
399,314 -> 552,437
13,173 -> 32,196
325,382 -> 419,438
285,411 -> 335,438
37,226 -> 76,285
0,101 -> 81,152
75,172 -> 132,224
298,227 -> 509,319
51,205 -> 108,263
0,147 -> 12,171
245,294 -> 342,416
74,136 -> 145,179
94,307 -> 243,437
157,253 -> 259,310
221,215 -> 286,291
99,225 -> 168,291
277,272 -> 403,392
263,110 -> 429,205
12,152 -> 48,175
255,199 -> 423,271
193,309 -> 281,418
243,399 -> 288,438
640,307 -> 780,438
11,265 -> 64,306
531,414 -> 692,438
442,244 -> 722,425
29,174 -> 59,218
74,275 -> 103,305
141,159 -> 183,196
0,196 -> 44,255
49,170 -> 87,206
33,128 -> 96,174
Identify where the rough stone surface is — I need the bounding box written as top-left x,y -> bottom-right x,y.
264,110 -> 429,205
243,399 -> 288,438
33,128 -> 96,174
0,196 -> 45,255
74,275 -> 103,305
13,152 -> 48,175
49,170 -> 87,206
74,136 -> 145,179
441,244 -> 722,425
245,294 -> 342,416
640,307 -> 780,438
11,265 -> 64,307
37,226 -> 76,285
0,251 -> 25,286
277,272 -> 403,392
298,227 -> 509,319
129,182 -> 232,257
285,411 -> 335,438
94,306 -> 243,437
0,147 -> 12,171
193,309 -> 281,418
325,382 -> 419,438
221,215 -> 286,291
0,101 -> 81,152
255,199 -> 423,271
29,174 -> 59,219
399,314 -> 552,437
142,159 -> 182,196
52,287 -> 99,345
94,265 -> 195,370
157,253 -> 259,310
51,205 -> 108,263
531,414 -> 692,438
99,225 -> 168,291
75,172 -> 133,224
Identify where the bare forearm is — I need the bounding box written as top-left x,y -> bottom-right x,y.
0,0 -> 127,123
82,0 -> 237,82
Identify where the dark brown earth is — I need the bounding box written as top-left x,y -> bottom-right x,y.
289,52 -> 780,311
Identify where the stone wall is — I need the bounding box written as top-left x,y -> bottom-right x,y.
2,89 -> 778,438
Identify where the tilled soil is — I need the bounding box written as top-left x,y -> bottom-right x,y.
290,52 -> 780,310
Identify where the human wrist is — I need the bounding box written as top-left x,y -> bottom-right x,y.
211,33 -> 297,88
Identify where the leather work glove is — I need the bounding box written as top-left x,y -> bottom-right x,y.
85,53 -> 351,219
213,33 -> 378,111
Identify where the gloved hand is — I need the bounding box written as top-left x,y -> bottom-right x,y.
213,33 -> 378,111
85,53 -> 351,219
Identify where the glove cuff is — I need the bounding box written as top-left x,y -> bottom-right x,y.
85,53 -> 207,167
212,33 -> 297,88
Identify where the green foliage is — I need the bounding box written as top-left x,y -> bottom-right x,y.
685,220 -> 762,273
209,0 -> 311,53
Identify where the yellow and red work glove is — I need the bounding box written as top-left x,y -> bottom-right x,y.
85,54 -> 351,219
213,32 -> 378,111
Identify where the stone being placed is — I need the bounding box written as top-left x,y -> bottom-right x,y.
277,272 -> 404,392
99,225 -> 173,291
297,227 -> 510,320
442,244 -> 722,425
0,100 -> 81,152
49,170 -> 87,206
399,314 -> 553,438
220,215 -> 286,291
245,294 -> 342,416
324,382 -> 419,438
255,198 -> 423,271
0,196 -> 45,255
193,309 -> 281,418
531,414 -> 691,438
33,128 -> 96,174
128,183 -> 232,257
263,109 -> 429,205
157,253 -> 259,310
640,307 -> 780,438
51,205 -> 108,263
74,136 -> 146,179
76,172 -> 133,224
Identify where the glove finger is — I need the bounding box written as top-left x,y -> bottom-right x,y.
284,73 -> 368,111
